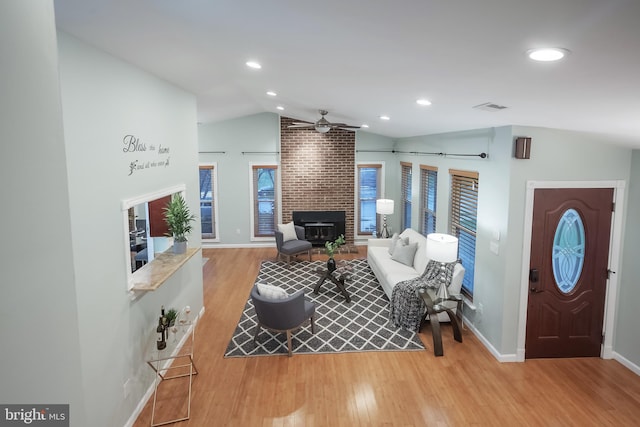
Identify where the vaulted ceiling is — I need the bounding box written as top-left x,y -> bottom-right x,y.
54,0 -> 640,147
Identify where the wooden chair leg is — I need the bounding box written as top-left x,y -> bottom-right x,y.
253,324 -> 262,343
286,330 -> 293,356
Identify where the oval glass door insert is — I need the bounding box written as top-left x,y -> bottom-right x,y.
552,208 -> 585,293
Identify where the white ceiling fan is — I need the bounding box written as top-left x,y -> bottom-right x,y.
288,110 -> 360,133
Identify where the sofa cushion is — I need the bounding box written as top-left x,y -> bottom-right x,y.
277,222 -> 298,242
391,242 -> 418,266
385,267 -> 421,289
281,238 -> 312,255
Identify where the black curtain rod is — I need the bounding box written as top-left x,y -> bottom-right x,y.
356,149 -> 487,158
198,151 -> 226,154
241,151 -> 280,155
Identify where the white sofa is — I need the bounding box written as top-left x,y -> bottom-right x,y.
367,228 -> 465,322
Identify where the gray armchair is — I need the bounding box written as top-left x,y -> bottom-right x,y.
275,225 -> 312,265
251,286 -> 315,356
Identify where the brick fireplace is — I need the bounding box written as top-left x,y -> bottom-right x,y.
280,116 -> 355,243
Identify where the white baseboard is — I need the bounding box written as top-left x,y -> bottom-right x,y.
465,319 -> 640,371
612,351 -> 640,376
124,306 -> 206,427
202,240 -> 369,249
462,317 -> 518,363
202,242 -> 275,249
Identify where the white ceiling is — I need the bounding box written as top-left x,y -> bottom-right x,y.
53,0 -> 640,146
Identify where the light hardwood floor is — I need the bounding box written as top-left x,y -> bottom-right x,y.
134,247 -> 640,426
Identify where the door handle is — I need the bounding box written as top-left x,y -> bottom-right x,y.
529,268 -> 539,283
529,287 -> 543,294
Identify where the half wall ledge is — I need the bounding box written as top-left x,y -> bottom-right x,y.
130,247 -> 201,292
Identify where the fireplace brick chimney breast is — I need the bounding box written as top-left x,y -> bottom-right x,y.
280,116 -> 355,243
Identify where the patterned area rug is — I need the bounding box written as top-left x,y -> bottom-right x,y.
224,259 -> 425,357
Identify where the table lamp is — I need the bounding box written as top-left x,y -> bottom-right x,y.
376,199 -> 394,238
426,233 -> 459,299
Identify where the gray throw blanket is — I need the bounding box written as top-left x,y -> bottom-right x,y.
389,260 -> 457,331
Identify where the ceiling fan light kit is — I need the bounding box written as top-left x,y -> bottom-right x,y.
288,110 -> 360,133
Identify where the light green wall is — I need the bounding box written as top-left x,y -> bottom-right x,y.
355,131 -> 399,236
198,118 -> 396,245
615,149 -> 640,368
506,126 -> 631,356
198,113 -> 280,245
396,125 -> 633,359
0,3 -> 87,423
57,33 -> 203,426
395,127 -> 513,350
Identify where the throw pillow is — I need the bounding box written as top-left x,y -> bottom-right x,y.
277,221 -> 298,242
389,234 -> 410,256
388,233 -> 400,255
391,242 -> 418,267
256,283 -> 288,300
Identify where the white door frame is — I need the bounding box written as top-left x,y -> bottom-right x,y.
516,180 -> 625,361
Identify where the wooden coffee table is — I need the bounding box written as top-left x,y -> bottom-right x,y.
314,261 -> 352,303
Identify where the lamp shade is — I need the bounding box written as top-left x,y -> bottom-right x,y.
426,233 -> 458,263
376,199 -> 394,215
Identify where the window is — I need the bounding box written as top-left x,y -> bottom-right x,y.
450,169 -> 479,298
199,164 -> 217,239
420,165 -> 437,236
401,162 -> 412,229
357,164 -> 382,235
252,165 -> 278,238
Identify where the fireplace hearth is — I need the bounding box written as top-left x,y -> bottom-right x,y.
292,211 -> 346,247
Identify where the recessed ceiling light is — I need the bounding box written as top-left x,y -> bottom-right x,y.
276,106 -> 284,111
246,61 -> 262,69
361,124 -> 369,128
266,91 -> 277,96
416,99 -> 432,106
527,48 -> 570,62
379,115 -> 390,121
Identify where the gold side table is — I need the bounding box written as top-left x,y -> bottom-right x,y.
147,320 -> 198,426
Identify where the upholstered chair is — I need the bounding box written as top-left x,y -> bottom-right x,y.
251,286 -> 315,356
275,225 -> 312,265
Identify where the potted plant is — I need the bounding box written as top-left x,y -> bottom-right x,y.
325,234 -> 345,272
164,307 -> 178,326
163,194 -> 196,254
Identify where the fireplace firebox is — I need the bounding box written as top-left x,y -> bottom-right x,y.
292,211 -> 346,247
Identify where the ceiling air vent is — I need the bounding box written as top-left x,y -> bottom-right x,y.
473,102 -> 508,112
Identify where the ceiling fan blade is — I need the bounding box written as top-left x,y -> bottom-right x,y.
331,123 -> 361,129
287,123 -> 315,128
291,121 -> 313,125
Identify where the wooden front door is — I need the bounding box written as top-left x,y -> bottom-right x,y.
525,188 -> 613,359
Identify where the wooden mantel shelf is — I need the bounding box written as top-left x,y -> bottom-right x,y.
131,247 -> 200,292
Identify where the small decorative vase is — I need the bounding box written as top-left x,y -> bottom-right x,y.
327,257 -> 336,272
173,241 -> 187,254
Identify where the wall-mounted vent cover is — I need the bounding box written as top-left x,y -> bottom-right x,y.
473,102 -> 508,112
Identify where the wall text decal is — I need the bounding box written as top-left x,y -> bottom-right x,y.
123,134 -> 171,176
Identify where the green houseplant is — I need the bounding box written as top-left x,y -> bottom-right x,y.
165,308 -> 179,326
325,234 -> 345,272
163,194 -> 196,254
